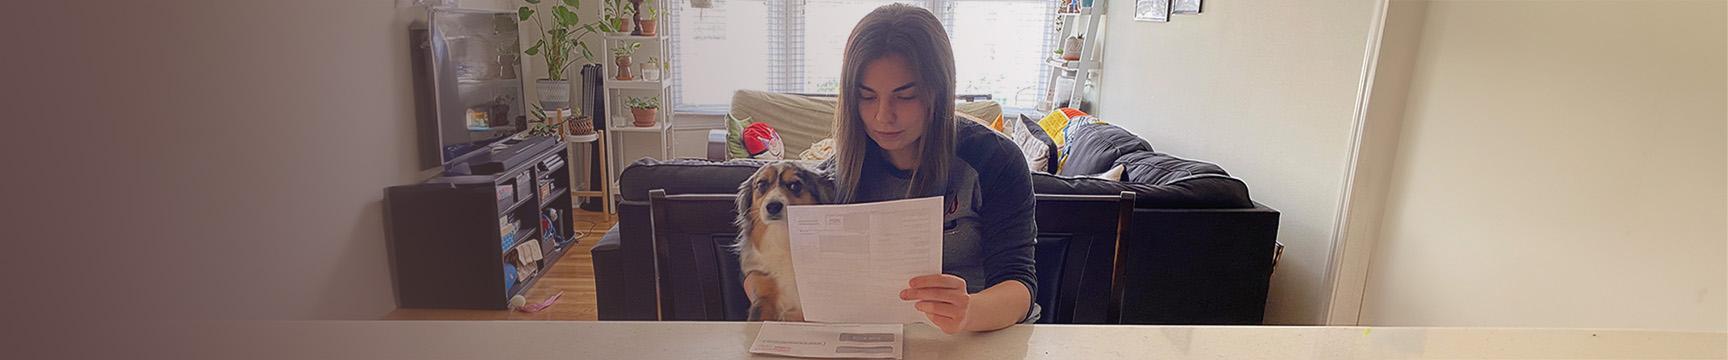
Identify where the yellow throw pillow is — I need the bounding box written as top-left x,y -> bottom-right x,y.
1037,109 -> 1073,146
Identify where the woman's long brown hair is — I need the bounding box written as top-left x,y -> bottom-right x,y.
832,3 -> 956,203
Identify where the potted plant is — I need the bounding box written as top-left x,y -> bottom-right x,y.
626,96 -> 660,127
528,103 -> 596,140
611,41 -> 641,81
640,57 -> 662,81
518,0 -> 612,110
604,0 -> 633,35
638,0 -> 660,36
1061,35 -> 1083,61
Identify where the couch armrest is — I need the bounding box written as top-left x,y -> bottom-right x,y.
707,129 -> 728,161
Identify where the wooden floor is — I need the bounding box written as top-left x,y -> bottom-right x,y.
384,208 -> 615,321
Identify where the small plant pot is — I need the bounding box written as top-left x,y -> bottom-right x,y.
616,18 -> 632,35
567,115 -> 596,136
1061,36 -> 1084,61
641,67 -> 661,81
630,108 -> 658,127
639,19 -> 658,36
614,56 -> 634,81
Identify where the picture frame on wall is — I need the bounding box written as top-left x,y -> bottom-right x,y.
1174,0 -> 1201,14
1135,0 -> 1171,22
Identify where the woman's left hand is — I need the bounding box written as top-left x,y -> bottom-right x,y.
900,274 -> 971,334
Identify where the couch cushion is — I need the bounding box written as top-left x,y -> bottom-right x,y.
620,158 -> 764,201
1115,151 -> 1230,185
725,113 -> 753,159
728,90 -> 1005,159
1004,114 -> 1055,174
955,101 -> 1002,126
617,157 -> 832,201
1031,172 -> 1253,209
729,90 -> 837,155
621,156 -> 1250,208
1018,114 -> 1060,174
1057,123 -> 1152,177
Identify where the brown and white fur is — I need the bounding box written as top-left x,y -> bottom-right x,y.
736,162 -> 834,321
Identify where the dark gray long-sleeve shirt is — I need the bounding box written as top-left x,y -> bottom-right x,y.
834,119 -> 1039,321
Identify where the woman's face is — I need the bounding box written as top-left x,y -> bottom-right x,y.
856,53 -> 929,154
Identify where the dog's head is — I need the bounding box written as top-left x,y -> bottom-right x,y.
737,162 -> 834,224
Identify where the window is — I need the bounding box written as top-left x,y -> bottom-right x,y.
668,0 -> 1057,112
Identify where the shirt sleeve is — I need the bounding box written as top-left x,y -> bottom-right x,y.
962,129 -> 1040,323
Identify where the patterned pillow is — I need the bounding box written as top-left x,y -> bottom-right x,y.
1005,114 -> 1058,174
725,113 -> 752,159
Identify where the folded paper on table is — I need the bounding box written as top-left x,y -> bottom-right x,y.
748,321 -> 904,359
788,196 -> 943,325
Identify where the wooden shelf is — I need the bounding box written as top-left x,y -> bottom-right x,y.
507,244 -> 568,299
539,187 -> 570,208
499,192 -> 534,215
501,227 -> 540,256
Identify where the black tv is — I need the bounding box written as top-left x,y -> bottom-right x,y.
409,9 -> 527,171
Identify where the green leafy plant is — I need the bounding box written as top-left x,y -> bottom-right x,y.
603,0 -> 633,29
626,96 -> 661,109
641,0 -> 660,20
518,0 -> 615,81
526,103 -> 565,136
611,41 -> 642,57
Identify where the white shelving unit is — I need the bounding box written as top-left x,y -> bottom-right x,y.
598,25 -> 674,203
1040,4 -> 1106,113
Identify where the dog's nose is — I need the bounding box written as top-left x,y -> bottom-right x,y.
765,201 -> 785,216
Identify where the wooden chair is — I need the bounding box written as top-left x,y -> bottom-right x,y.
1031,192 -> 1136,324
647,189 -> 749,321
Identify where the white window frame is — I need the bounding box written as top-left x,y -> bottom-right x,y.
666,0 -> 1056,113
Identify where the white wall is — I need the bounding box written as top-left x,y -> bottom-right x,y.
2,1 -> 446,320
1097,0 -> 1382,324
1360,0 -> 1727,330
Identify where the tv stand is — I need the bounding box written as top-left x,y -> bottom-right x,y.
446,135 -> 561,176
385,137 -> 576,309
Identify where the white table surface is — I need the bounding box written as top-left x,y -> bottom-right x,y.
214,321 -> 1724,359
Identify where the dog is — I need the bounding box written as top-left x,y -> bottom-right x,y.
735,162 -> 834,321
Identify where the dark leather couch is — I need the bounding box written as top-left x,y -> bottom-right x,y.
593,122 -> 1281,323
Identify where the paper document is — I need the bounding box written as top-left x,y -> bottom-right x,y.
788,196 -> 943,324
748,321 -> 905,359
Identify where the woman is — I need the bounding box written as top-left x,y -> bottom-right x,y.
829,4 -> 1039,333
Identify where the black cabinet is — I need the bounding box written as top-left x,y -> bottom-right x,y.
386,137 -> 576,309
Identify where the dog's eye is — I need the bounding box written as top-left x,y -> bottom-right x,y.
757,181 -> 770,192
787,182 -> 802,194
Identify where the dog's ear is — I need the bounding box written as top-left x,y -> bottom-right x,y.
798,163 -> 837,204
736,166 -> 763,225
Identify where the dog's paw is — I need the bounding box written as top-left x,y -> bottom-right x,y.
747,299 -> 784,321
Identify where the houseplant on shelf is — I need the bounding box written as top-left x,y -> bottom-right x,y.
517,0 -> 615,137
604,0 -> 633,35
640,57 -> 662,81
626,96 -> 660,127
637,0 -> 659,36
611,41 -> 641,81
